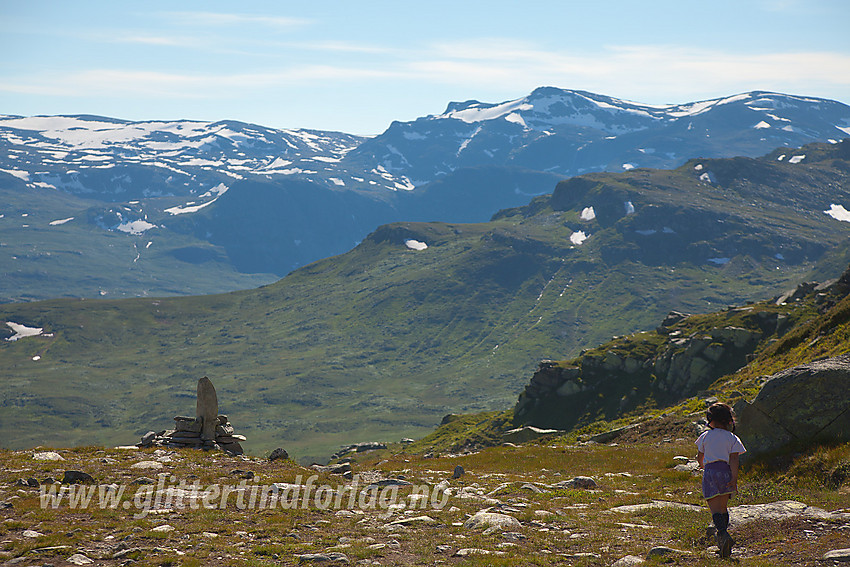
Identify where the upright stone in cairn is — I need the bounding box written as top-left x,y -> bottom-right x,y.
137,376 -> 247,456
197,376 -> 219,442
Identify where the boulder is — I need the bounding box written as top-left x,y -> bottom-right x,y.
823,548 -> 850,562
268,447 -> 289,461
737,355 -> 850,458
32,451 -> 64,461
550,476 -> 598,490
464,511 -> 521,531
62,470 -> 94,484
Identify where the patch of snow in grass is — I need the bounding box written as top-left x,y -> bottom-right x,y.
777,154 -> 786,161
570,231 -> 589,245
580,207 -> 596,221
624,201 -> 635,214
788,155 -> 805,164
329,177 -> 345,186
753,121 -> 771,129
116,220 -> 157,235
5,322 -> 43,341
825,204 -> 850,222
694,164 -> 703,171
405,239 -> 428,250
699,171 -> 716,184
622,163 -> 635,170
49,217 -> 74,226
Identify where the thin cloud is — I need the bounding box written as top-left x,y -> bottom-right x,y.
163,11 -> 313,29
285,40 -> 392,54
0,66 -> 400,99
118,35 -> 202,47
405,41 -> 850,103
2,41 -> 848,109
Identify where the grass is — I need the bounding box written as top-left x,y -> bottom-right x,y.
6,436 -> 848,566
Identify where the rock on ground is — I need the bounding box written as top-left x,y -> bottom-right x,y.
295,552 -> 350,563
823,548 -> 850,562
737,354 -> 850,458
464,511 -> 522,531
32,451 -> 64,461
612,555 -> 646,566
66,553 -> 94,565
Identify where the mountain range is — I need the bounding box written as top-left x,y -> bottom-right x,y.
3,88 -> 850,302
2,137 -> 850,462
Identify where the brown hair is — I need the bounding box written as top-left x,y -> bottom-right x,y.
706,402 -> 735,431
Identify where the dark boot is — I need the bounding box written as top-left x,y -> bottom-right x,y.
719,513 -> 735,558
713,513 -> 734,558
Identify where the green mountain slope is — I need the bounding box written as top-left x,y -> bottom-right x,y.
1,141 -> 849,462
0,180 -> 277,302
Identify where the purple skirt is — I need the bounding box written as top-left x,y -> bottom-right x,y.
702,461 -> 734,500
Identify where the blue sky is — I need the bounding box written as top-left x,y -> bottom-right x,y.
2,0 -> 849,135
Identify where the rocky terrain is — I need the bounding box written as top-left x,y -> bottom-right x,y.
1,430 -> 848,566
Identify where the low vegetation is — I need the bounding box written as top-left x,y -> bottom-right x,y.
1,434 -> 846,566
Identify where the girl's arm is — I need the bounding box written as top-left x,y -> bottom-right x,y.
697,450 -> 704,468
728,452 -> 740,492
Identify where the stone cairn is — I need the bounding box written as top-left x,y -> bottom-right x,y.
138,376 -> 246,455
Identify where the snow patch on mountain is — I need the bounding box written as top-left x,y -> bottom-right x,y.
440,98 -> 534,124
404,239 -> 428,250
580,207 -> 596,221
570,231 -> 589,245
0,168 -> 30,181
825,204 -> 850,222
116,220 -> 157,234
5,321 -> 43,341
165,183 -> 229,215
49,217 -> 74,226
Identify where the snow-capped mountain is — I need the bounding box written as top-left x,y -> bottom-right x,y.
0,115 -> 415,201
1,88 -> 849,301
345,88 -> 850,183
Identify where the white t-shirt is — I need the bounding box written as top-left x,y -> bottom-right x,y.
696,428 -> 746,464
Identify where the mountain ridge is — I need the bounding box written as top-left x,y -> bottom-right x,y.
3,88 -> 850,302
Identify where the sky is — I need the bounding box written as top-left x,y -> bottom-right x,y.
1,0 -> 849,135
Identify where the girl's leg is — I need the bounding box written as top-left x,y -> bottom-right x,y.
707,494 -> 730,514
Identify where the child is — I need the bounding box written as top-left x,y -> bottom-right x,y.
696,402 -> 746,559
